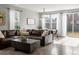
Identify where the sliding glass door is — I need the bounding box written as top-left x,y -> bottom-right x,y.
67,13 -> 79,37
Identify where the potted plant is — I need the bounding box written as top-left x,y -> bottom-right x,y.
15,25 -> 20,30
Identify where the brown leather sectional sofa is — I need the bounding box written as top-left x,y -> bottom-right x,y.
0,29 -> 52,48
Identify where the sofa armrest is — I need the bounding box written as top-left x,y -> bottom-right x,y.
45,34 -> 52,44
41,34 -> 52,46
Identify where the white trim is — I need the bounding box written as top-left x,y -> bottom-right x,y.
62,13 -> 67,36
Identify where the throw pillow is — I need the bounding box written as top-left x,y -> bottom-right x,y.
42,30 -> 48,36
0,31 -> 5,39
20,30 -> 29,36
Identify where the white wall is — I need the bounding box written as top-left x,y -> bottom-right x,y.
20,9 -> 39,29
0,5 -> 39,30
9,5 -> 39,30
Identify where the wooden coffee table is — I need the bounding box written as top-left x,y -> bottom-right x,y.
10,38 -> 40,53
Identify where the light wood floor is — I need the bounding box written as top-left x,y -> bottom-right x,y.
0,37 -> 79,55
67,32 -> 79,38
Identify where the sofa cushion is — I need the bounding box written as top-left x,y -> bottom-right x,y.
26,30 -> 32,35
6,30 -> 16,37
16,30 -> 20,36
30,30 -> 43,36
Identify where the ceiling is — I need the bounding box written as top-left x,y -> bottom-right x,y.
14,4 -> 79,12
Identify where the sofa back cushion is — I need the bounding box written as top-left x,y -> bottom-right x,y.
6,30 -> 16,37
30,30 -> 43,36
1,29 -> 44,38
16,30 -> 20,36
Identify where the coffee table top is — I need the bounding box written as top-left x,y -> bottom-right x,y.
11,38 -> 39,44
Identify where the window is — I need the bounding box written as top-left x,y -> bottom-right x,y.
9,9 -> 20,30
41,14 -> 58,29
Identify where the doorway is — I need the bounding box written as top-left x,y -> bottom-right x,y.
67,13 -> 79,38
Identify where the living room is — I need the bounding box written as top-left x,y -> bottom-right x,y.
1,4 -> 79,55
